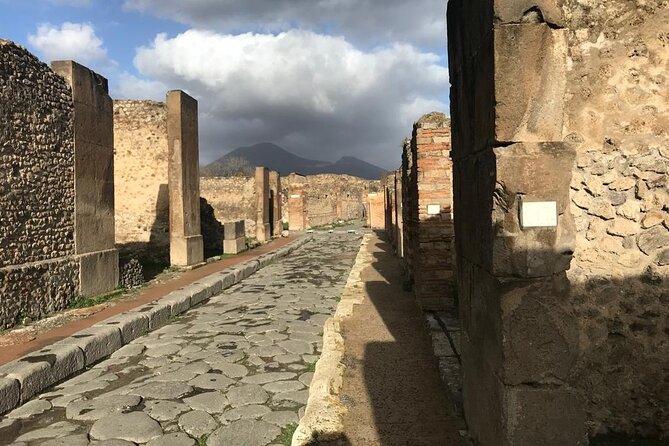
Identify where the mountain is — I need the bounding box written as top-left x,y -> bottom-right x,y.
201,142 -> 387,180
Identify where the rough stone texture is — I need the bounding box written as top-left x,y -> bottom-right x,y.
365,192 -> 385,229
407,112 -> 455,310
167,90 -> 204,266
283,174 -> 373,228
255,166 -> 271,243
288,175 -> 308,231
113,100 -> 170,262
51,60 -> 119,296
119,258 -> 144,289
223,220 -> 246,254
89,412 -> 163,443
269,170 -> 283,237
200,197 -> 225,258
448,0 -> 669,444
200,176 -> 257,238
0,41 -> 79,330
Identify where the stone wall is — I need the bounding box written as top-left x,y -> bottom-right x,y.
0,40 -> 78,329
113,100 -> 169,260
255,167 -> 271,242
409,113 -> 455,311
365,192 -> 385,229
283,173 -> 371,228
269,170 -> 282,236
200,176 -> 257,238
287,175 -> 308,231
448,0 -> 669,444
114,93 -> 204,266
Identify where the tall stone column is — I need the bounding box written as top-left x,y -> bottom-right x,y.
255,167 -> 271,242
395,171 -> 404,258
167,90 -> 203,266
51,60 -> 119,296
269,170 -> 282,236
448,1 -> 584,445
288,178 -> 307,231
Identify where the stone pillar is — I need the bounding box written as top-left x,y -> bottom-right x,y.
448,2 -> 583,445
288,178 -> 307,231
401,139 -> 414,276
410,113 -> 455,311
395,171 -> 404,258
167,90 -> 204,266
224,221 -> 246,254
366,192 -> 385,229
269,171 -> 282,237
51,60 -> 119,296
255,166 -> 271,242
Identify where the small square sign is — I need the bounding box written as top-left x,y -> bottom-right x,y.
520,200 -> 558,228
427,204 -> 441,215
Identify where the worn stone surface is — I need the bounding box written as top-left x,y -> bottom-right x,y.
208,420 -> 280,446
0,40 -> 78,330
2,233 -> 361,445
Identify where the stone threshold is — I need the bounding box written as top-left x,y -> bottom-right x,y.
0,235 -> 313,415
292,233 -> 371,446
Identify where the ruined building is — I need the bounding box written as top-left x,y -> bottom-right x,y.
113,92 -> 204,267
447,0 -> 669,444
0,42 -> 118,329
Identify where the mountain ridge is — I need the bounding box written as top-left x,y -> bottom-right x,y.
201,142 -> 387,180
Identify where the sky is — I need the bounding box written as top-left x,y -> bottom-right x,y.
0,0 -> 450,170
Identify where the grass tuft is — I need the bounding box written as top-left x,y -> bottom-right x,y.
274,423 -> 298,446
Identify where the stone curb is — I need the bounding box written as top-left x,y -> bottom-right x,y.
292,233 -> 371,446
0,235 -> 312,415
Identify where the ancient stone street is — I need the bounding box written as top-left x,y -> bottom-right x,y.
0,233 -> 362,446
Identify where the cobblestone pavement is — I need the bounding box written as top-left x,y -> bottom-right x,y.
0,233 -> 363,446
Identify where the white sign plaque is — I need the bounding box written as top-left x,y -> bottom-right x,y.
290,194 -> 301,198
520,200 -> 558,229
427,204 -> 441,215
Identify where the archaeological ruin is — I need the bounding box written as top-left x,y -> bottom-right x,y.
113,91 -> 204,267
0,42 -> 118,329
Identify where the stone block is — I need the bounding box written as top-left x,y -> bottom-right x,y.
56,326 -> 123,366
494,23 -> 567,143
136,303 -> 172,329
185,283 -> 210,306
161,291 -> 192,317
492,143 -> 575,277
255,167 -> 271,243
219,272 -> 236,289
505,387 -> 586,445
21,343 -> 85,384
224,221 -> 245,240
167,90 -> 204,267
0,360 -> 54,402
100,312 -> 150,344
78,249 -> 119,297
0,377 -> 20,414
224,237 -> 246,254
493,0 -> 564,26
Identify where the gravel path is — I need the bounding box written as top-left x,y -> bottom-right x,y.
0,232 -> 362,446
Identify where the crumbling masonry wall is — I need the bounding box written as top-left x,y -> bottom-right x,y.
200,176 -> 257,238
448,1 -> 669,444
288,175 -> 308,231
114,92 -> 204,266
408,113 -> 455,311
0,41 -> 78,329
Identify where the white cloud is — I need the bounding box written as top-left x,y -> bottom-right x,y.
28,22 -> 107,64
115,73 -> 167,100
123,0 -> 447,49
130,29 -> 449,169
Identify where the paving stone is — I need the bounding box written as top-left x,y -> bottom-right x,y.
7,398 -> 51,418
263,381 -> 305,393
272,390 -> 309,406
299,372 -> 314,386
129,382 -> 193,400
247,346 -> 286,358
302,354 -> 319,363
241,372 -> 296,385
145,344 -> 182,357
66,394 -> 141,421
180,361 -> 213,374
288,332 -> 322,343
111,344 -> 145,358
207,362 -> 246,379
183,391 -> 228,413
146,432 -> 196,446
90,441 -> 136,446
16,421 -> 79,442
227,384 -> 269,407
189,373 -> 235,390
153,369 -> 199,382
274,354 -> 302,364
278,340 -> 313,355
262,410 -> 299,427
39,434 -> 89,446
178,410 -> 219,437
208,419 -> 281,446
143,400 -> 191,422
49,394 -> 82,408
222,404 -> 272,422
89,412 -> 163,443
